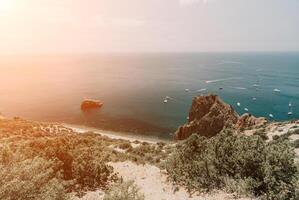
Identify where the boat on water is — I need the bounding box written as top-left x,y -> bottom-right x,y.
288,102 -> 293,115
273,89 -> 281,93
237,102 -> 241,107
269,114 -> 274,118
244,108 -> 249,112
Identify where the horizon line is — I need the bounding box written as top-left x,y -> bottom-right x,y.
1,50 -> 299,56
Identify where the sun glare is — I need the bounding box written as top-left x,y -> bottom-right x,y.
0,0 -> 14,15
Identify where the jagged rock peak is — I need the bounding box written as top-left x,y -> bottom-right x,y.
175,94 -> 239,140
175,94 -> 267,140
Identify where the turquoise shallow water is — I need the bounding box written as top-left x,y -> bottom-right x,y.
0,52 -> 298,137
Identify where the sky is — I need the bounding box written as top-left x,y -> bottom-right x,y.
0,0 -> 298,53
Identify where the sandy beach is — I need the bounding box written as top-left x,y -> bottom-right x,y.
64,123 -> 169,144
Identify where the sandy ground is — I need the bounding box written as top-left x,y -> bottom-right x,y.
266,121 -> 299,140
75,161 -> 254,200
111,161 -> 253,200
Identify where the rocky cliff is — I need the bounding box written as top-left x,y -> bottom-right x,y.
175,94 -> 267,140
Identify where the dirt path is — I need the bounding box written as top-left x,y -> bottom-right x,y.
110,161 -> 253,200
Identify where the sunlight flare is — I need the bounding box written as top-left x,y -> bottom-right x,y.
0,0 -> 14,15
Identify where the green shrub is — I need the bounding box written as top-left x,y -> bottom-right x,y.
0,119 -> 119,199
118,142 -> 132,150
0,157 -> 69,200
253,129 -> 269,140
272,135 -> 280,140
165,130 -> 298,199
72,151 -> 117,193
222,177 -> 254,198
291,129 -> 299,135
293,139 -> 299,148
104,180 -> 144,200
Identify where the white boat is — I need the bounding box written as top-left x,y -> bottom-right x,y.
185,89 -> 190,92
274,89 -> 280,92
237,102 -> 241,107
244,108 -> 249,112
252,97 -> 257,101
269,114 -> 274,118
164,99 -> 168,103
288,112 -> 293,116
253,84 -> 260,87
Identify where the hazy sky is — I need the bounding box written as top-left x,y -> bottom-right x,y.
0,0 -> 298,53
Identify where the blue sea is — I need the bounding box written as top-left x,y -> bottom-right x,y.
0,52 -> 298,138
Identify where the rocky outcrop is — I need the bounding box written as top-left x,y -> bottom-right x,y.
175,94 -> 268,140
81,99 -> 103,110
235,113 -> 267,130
175,95 -> 239,140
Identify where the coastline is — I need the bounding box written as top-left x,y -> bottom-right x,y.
63,123 -> 170,144
1,98 -> 298,200
0,112 -> 170,143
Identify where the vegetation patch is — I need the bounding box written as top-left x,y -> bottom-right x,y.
0,118 -> 171,199
253,128 -> 268,140
0,118 -> 120,199
165,129 -> 298,199
104,180 -> 145,200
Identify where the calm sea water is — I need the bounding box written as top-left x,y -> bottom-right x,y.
0,52 -> 298,138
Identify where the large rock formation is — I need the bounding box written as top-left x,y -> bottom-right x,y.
175,94 -> 267,140
175,95 -> 239,140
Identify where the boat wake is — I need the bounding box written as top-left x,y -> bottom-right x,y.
205,77 -> 243,84
221,60 -> 244,64
231,86 -> 247,90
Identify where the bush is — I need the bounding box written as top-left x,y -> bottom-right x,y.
118,142 -> 132,150
0,119 -> 118,199
165,130 -> 298,199
223,177 -> 254,198
273,135 -> 280,140
253,129 -> 268,140
0,157 -> 69,200
72,151 -> 117,193
104,180 -> 144,200
293,139 -> 299,148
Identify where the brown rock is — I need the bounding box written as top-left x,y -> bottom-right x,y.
175,95 -> 239,140
235,113 -> 267,130
175,94 -> 268,140
81,99 -> 103,110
